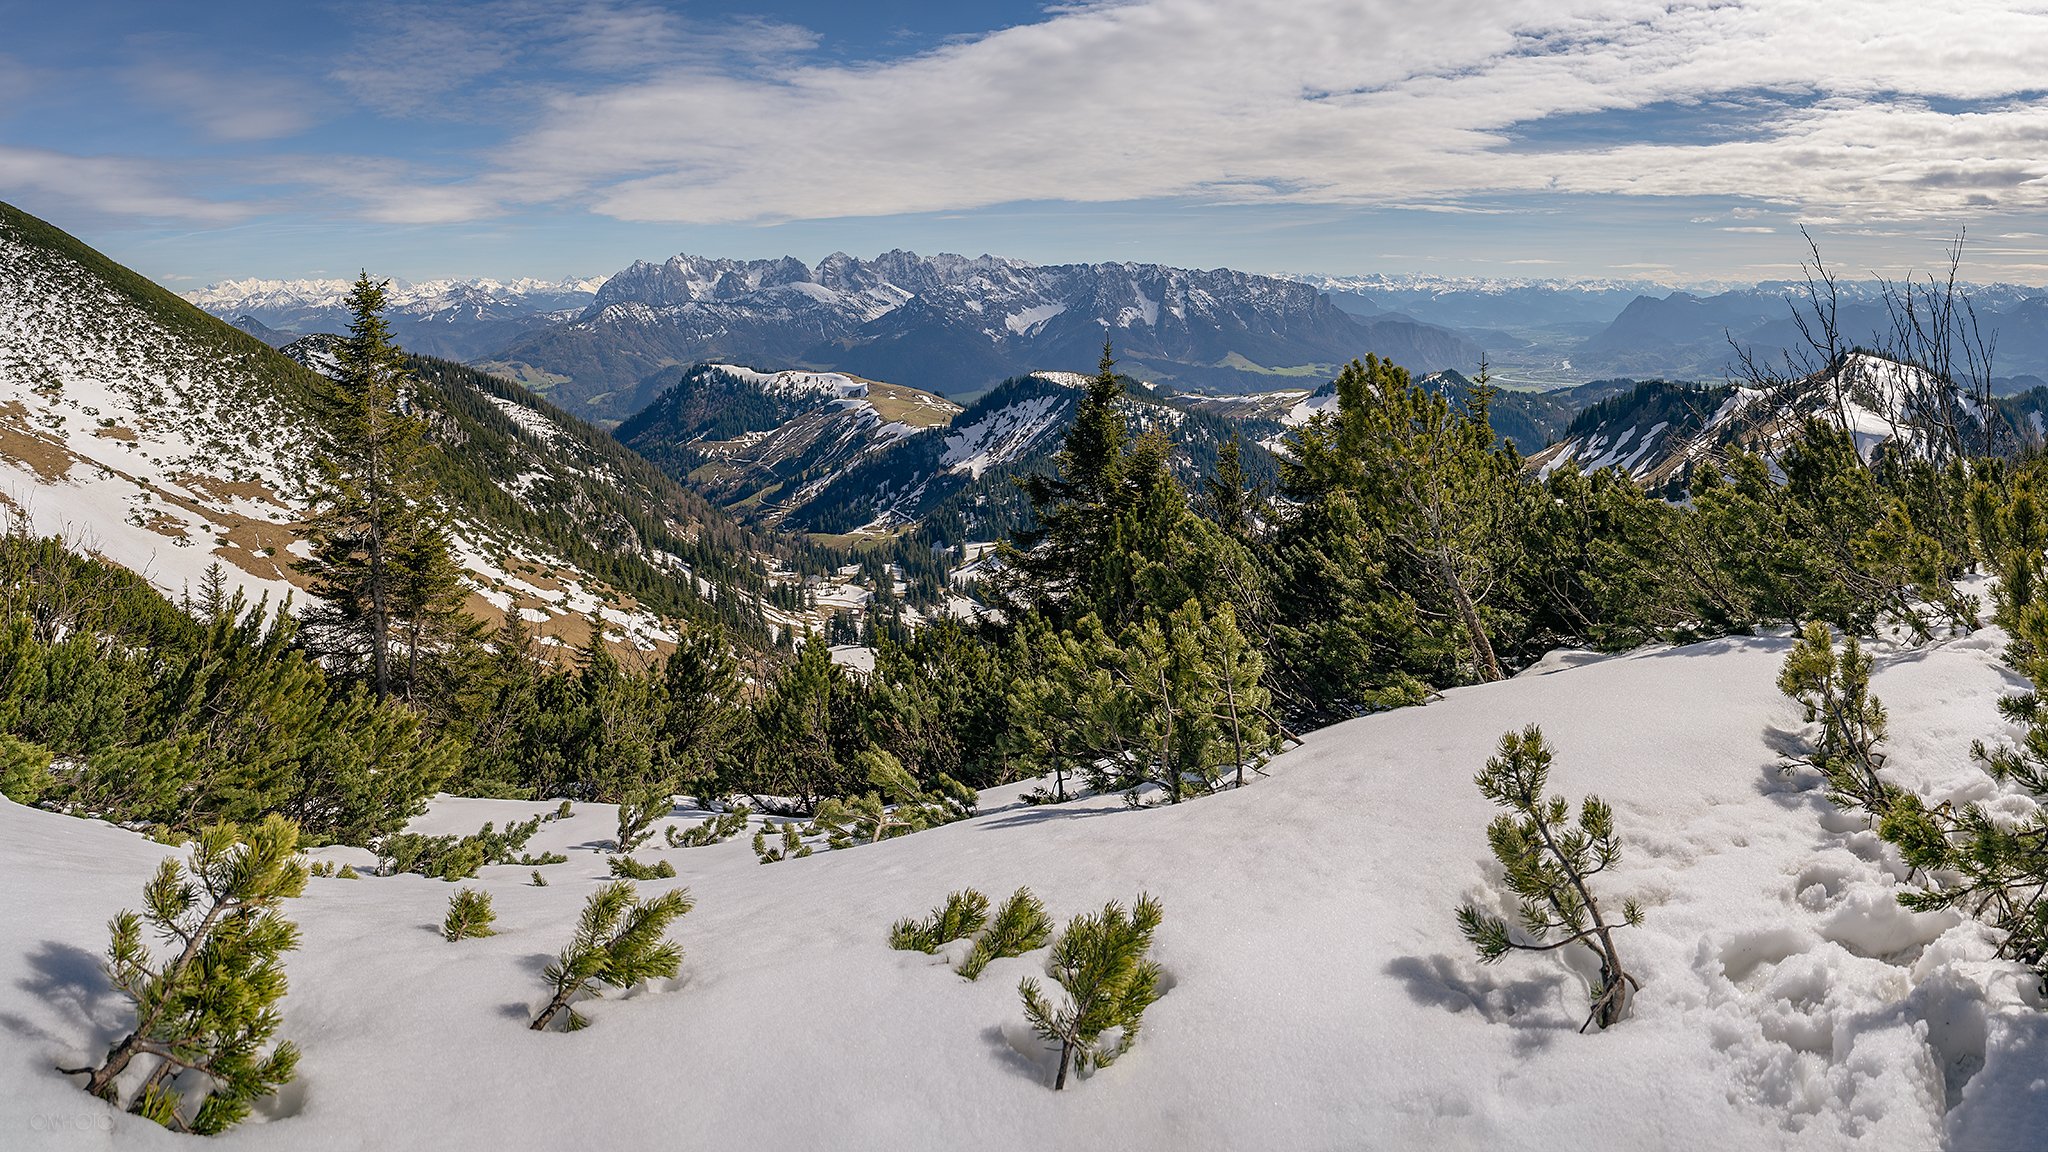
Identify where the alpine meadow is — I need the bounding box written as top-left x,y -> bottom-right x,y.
10,2 -> 2048,1149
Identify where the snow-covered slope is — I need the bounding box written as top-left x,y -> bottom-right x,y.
4,622 -> 2039,1149
1529,354 -> 1982,485
659,370 -> 1277,541
0,200 -> 787,653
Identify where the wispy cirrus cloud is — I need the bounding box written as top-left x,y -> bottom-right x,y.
0,144 -> 251,221
128,64 -> 321,142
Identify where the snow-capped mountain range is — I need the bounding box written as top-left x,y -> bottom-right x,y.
185,275 -> 608,362
484,251 -> 1484,422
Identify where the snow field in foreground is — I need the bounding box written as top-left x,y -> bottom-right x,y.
4,628 -> 2048,1149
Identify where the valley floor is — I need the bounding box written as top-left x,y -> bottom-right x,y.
4,625 -> 2047,1150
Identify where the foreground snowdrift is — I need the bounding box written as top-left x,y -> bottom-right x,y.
5,630 -> 2047,1150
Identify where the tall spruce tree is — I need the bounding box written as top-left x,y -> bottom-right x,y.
298,273 -> 467,702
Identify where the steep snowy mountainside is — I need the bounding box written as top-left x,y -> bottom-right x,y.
3,621 -> 2038,1149
0,199 -> 788,653
486,250 -> 1485,422
1529,353 -> 1983,486
187,275 -> 606,362
622,368 -> 1280,544
594,362 -> 962,533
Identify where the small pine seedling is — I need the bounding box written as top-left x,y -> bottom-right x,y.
1778,622 -> 1893,814
336,865 -> 359,879
609,856 -> 677,880
668,807 -> 750,848
531,881 -> 693,1032
959,888 -> 1052,980
1456,726 -> 1643,1032
889,889 -> 990,953
65,815 -> 306,1134
752,823 -> 813,864
443,888 -> 497,941
531,869 -> 549,887
1019,894 -> 1165,1090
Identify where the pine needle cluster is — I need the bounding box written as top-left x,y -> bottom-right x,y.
890,890 -> 989,953
1456,727 -> 1642,1032
1019,894 -> 1164,1090
531,881 -> 692,1032
958,888 -> 1053,981
67,815 -> 306,1133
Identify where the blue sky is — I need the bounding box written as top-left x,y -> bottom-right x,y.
5,0 -> 2048,288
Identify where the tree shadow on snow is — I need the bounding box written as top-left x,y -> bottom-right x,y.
1,938 -> 122,1053
1382,954 -> 1579,1053
982,1022 -> 1058,1087
1632,634 -> 1793,662
978,805 -> 1129,832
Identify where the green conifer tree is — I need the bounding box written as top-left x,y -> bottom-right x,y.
68,815 -> 306,1133
298,273 -> 469,702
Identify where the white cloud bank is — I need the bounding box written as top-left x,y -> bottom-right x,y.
14,0 -> 2048,229
473,0 -> 2048,224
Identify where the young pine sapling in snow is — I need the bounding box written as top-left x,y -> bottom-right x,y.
608,856 -> 677,880
615,785 -> 674,854
531,881 -> 692,1032
752,822 -> 812,864
667,807 -> 750,847
958,887 -> 1052,981
1457,727 -> 1642,1032
1778,622 -> 1894,815
1019,894 -> 1165,1090
890,889 -> 990,953
65,815 -> 306,1134
443,888 -> 497,941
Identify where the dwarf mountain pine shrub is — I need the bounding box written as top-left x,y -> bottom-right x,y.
530,881 -> 692,1032
1457,726 -> 1642,1032
379,816 -> 559,880
65,815 -> 306,1134
615,786 -> 673,853
443,888 -> 497,941
1019,894 -> 1164,1090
